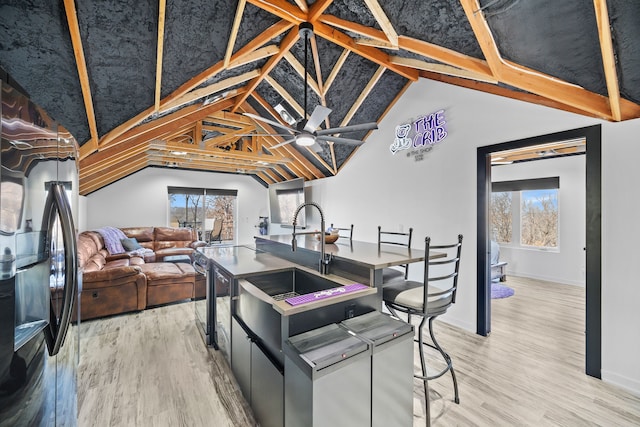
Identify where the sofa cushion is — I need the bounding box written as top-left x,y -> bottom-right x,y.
121,227 -> 155,251
121,237 -> 142,251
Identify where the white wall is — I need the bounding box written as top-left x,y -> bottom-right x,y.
301,78 -> 639,395
84,167 -> 268,245
491,156 -> 586,286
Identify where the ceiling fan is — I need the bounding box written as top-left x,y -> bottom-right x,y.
244,22 -> 378,151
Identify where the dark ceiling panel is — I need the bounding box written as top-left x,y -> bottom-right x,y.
313,35 -> 345,83
325,0 -> 379,28
324,53 -> 380,130
383,0 -> 483,59
609,0 -> 640,104
484,0 -> 607,96
0,1 -> 88,143
78,1 -> 157,138
162,0 -> 236,98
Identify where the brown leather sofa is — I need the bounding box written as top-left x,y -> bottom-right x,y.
77,227 -> 206,321
120,226 -> 204,261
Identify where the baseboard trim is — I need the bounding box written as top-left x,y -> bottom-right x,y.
507,271 -> 585,287
602,369 -> 640,397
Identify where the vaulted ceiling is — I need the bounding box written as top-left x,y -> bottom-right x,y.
1,0 -> 639,195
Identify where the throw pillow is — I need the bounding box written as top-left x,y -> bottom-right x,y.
121,237 -> 142,251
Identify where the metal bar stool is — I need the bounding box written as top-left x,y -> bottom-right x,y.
378,225 -> 413,283
330,223 -> 354,241
382,234 -> 463,426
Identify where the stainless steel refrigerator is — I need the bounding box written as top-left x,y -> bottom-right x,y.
0,79 -> 80,426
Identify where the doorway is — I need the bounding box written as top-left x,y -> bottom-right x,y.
476,125 -> 601,378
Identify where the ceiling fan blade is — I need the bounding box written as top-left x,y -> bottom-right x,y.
316,122 -> 378,136
317,135 -> 365,145
304,105 -> 332,132
243,113 -> 297,134
270,138 -> 297,149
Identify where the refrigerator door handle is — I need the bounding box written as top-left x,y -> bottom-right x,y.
43,183 -> 78,356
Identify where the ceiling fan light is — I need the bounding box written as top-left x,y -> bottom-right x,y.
296,134 -> 315,146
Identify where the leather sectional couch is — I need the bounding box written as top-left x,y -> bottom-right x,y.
77,227 -> 206,321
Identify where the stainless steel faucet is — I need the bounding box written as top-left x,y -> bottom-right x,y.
292,202 -> 332,274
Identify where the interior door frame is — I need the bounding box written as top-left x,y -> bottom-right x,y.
476,124 -> 601,378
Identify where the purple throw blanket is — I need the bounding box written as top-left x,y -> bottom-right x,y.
95,227 -> 127,255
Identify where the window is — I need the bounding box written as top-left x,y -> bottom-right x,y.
168,187 -> 237,242
520,189 -> 558,248
490,192 -> 512,243
491,178 -> 559,249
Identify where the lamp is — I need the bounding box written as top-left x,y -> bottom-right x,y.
296,133 -> 315,146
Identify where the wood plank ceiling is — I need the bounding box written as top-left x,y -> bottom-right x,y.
1,1 -> 639,195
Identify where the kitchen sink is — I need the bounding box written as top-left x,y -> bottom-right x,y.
243,268 -> 342,301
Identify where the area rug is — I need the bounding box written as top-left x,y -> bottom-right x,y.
491,282 -> 515,299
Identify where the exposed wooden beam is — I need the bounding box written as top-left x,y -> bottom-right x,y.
309,36 -> 325,99
460,0 -> 639,121
308,0 -> 334,22
459,0 -> 503,79
206,110 -> 255,126
81,160 -> 149,195
93,20 -> 288,154
328,142 -> 337,175
232,27 -> 300,112
593,0 -> 622,121
264,75 -> 304,117
229,45 -> 279,68
324,49 -> 349,94
363,0 -> 398,47
163,70 -> 259,110
63,0 -> 99,150
420,71 -> 608,120
150,143 -> 292,165
320,15 -> 390,44
164,20 -> 293,109
284,52 -> 321,96
292,0 -> 308,13
154,0 -> 167,112
398,36 -> 493,78
273,165 -> 293,180
256,171 -> 276,185
224,0 -> 247,69
390,56 -> 498,84
194,120 -> 202,146
108,98 -> 236,149
340,66 -> 385,127
354,38 -> 398,50
313,21 -> 418,81
202,126 -> 255,148
302,143 -> 335,176
246,0 -> 306,23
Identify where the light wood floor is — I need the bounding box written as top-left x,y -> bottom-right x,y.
78,277 -> 640,426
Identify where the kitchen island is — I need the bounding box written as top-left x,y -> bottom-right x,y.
195,244 -> 381,427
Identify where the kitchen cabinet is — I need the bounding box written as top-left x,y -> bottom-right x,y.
231,316 -> 283,427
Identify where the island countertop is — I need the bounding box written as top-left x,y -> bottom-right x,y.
197,244 -> 296,278
255,234 -> 438,269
